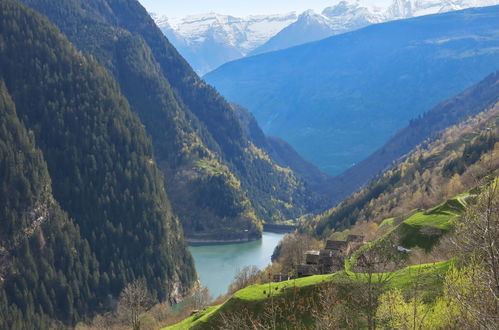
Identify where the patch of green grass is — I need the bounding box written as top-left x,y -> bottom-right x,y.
388,260 -> 453,301
426,196 -> 467,215
166,305 -> 223,330
379,217 -> 396,229
403,212 -> 454,230
397,197 -> 465,250
348,195 -> 467,270
195,160 -> 224,175
165,261 -> 452,329
234,274 -> 336,301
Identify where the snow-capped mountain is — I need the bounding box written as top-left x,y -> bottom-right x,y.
254,0 -> 499,55
153,0 -> 499,74
250,10 -> 339,55
153,13 -> 297,74
385,0 -> 499,18
251,2 -> 384,55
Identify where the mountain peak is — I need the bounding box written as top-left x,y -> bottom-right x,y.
322,1 -> 360,17
297,9 -> 331,25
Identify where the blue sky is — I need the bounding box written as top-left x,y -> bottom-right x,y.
138,0 -> 390,18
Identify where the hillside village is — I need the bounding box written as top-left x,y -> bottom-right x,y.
274,235 -> 366,281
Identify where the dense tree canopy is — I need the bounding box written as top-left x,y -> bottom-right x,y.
0,0 -> 196,326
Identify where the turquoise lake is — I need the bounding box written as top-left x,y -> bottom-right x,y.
188,232 -> 285,298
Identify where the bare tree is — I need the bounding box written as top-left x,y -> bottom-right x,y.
118,280 -> 152,330
191,286 -> 211,311
310,281 -> 354,329
449,180 -> 499,328
276,233 -> 322,275
352,240 -> 405,330
219,307 -> 260,330
228,265 -> 260,294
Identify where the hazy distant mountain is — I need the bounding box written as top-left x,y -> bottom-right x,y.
329,71 -> 499,204
153,13 -> 297,74
154,0 -> 499,73
205,5 -> 499,175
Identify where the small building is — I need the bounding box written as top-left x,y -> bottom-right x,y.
319,249 -> 333,259
305,250 -> 320,265
295,237 -> 366,278
325,240 -> 348,253
297,264 -> 320,277
319,250 -> 333,264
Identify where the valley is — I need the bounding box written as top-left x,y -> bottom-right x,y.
0,0 -> 497,329
205,5 -> 499,175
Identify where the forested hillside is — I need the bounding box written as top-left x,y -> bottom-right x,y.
309,96 -> 498,236
0,81 -> 102,328
20,0 -> 332,240
0,0 -> 195,326
233,103 -> 334,194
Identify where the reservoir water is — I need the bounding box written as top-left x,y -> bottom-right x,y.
188,232 -> 285,298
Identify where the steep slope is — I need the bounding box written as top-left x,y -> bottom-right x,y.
0,0 -> 195,309
20,0 -> 329,239
308,97 -> 498,236
0,81 -> 101,328
233,103 -> 333,194
205,5 -> 499,175
329,71 -> 499,203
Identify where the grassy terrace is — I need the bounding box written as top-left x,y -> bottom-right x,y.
396,195 -> 466,250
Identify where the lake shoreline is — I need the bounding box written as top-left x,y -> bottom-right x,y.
262,224 -> 297,233
187,226 -> 295,246
188,232 -> 285,297
186,237 -> 259,246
